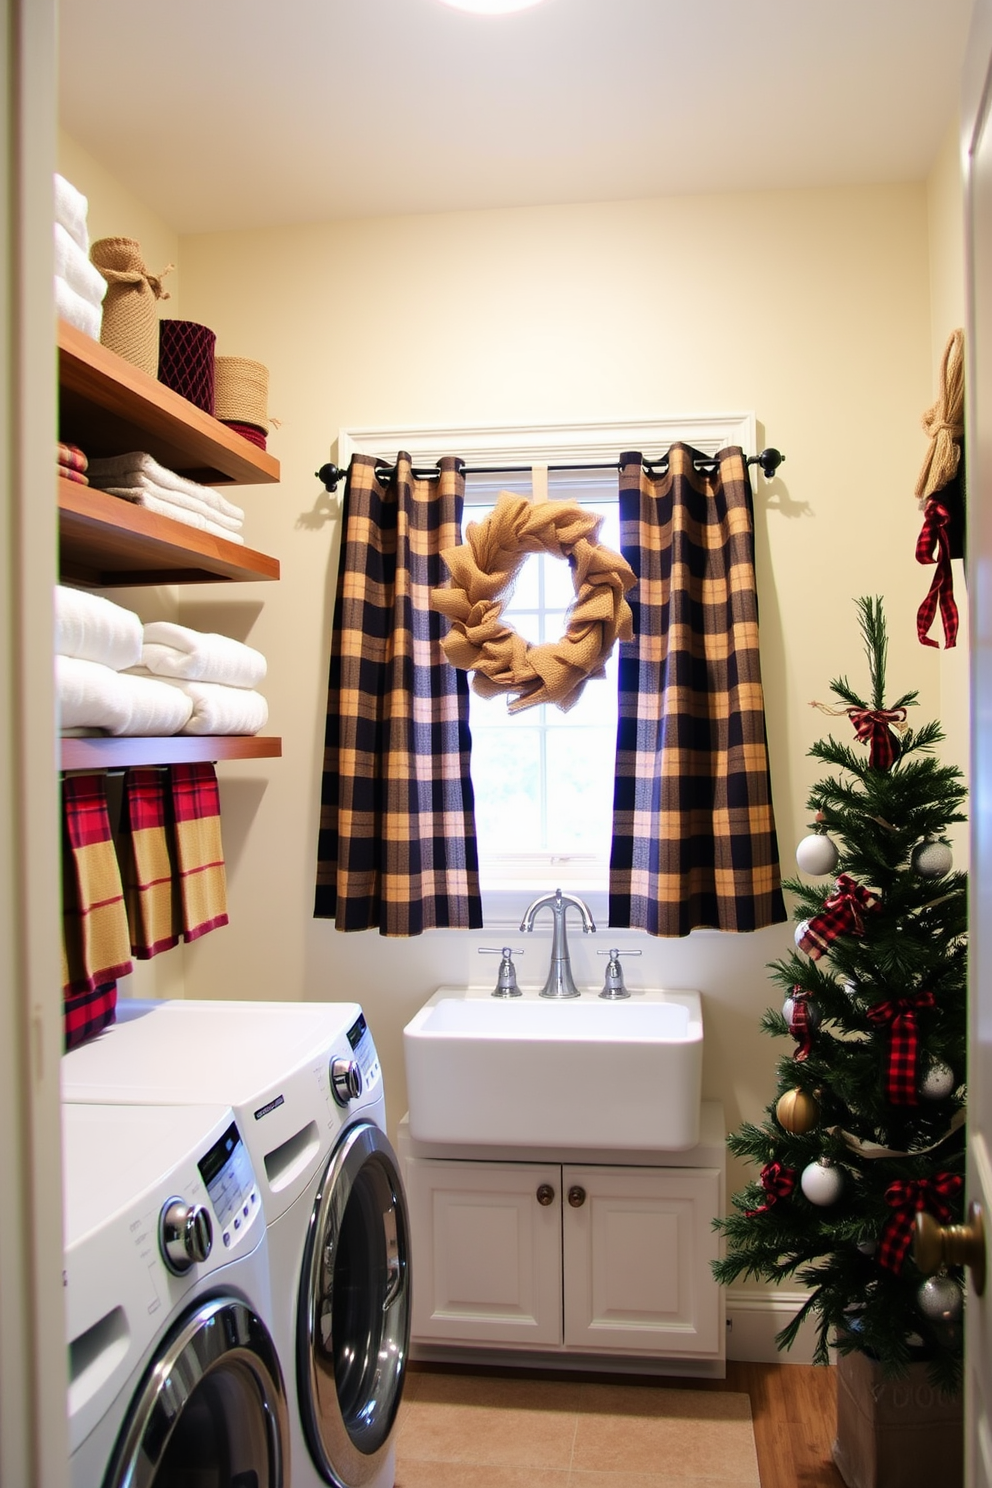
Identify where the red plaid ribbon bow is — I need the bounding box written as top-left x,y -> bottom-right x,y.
916,498 -> 959,650
877,1172 -> 963,1273
846,707 -> 908,772
788,987 -> 815,1061
866,991 -> 936,1106
744,1161 -> 797,1217
798,875 -> 881,960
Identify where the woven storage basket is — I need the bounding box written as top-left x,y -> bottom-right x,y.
90,237 -> 171,377
224,420 -> 268,451
215,356 -> 270,428
158,319 -> 217,415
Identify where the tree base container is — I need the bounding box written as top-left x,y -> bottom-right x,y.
832,1347 -> 963,1488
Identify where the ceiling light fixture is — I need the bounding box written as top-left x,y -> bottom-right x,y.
437,0 -> 549,13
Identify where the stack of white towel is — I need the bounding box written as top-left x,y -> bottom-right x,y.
127,622 -> 268,736
56,587 -> 268,737
54,173 -> 106,341
85,451 -> 246,546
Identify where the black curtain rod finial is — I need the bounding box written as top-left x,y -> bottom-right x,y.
750,448 -> 785,479
316,462 -> 347,492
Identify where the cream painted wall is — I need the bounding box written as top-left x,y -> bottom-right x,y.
168,182 -> 943,1177
54,145 -> 957,1211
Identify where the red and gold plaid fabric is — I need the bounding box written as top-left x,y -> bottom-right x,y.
168,763 -> 229,942
744,1160 -> 797,1217
314,452 -> 482,936
877,1172 -> 963,1273
61,772 -> 133,994
63,983 -> 117,1051
797,874 -> 880,960
916,497 -> 959,650
866,991 -> 936,1106
119,767 -> 182,957
609,445 -> 786,936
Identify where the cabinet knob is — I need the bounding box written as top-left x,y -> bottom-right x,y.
914,1200 -> 986,1296
567,1185 -> 586,1208
536,1184 -> 555,1206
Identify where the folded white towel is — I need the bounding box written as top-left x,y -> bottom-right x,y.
56,585 -> 143,670
128,672 -> 268,736
114,671 -> 194,736
54,222 -> 107,307
56,655 -> 132,733
140,621 -> 267,687
85,453 -> 246,522
95,488 -> 245,544
56,275 -> 101,341
54,173 -> 89,252
98,478 -> 244,532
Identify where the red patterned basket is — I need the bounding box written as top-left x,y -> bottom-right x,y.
158,319 -> 216,414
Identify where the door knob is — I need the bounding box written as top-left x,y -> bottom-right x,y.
914,1200 -> 986,1296
536,1184 -> 555,1206
567,1185 -> 586,1208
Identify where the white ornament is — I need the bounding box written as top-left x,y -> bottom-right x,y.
843,978 -> 859,999
856,1238 -> 877,1256
920,1060 -> 956,1102
801,1158 -> 844,1206
917,1274 -> 963,1323
783,996 -> 822,1032
796,832 -> 840,876
794,920 -> 811,951
912,839 -> 953,879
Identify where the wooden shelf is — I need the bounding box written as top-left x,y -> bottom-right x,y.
61,735 -> 283,770
59,478 -> 280,586
57,319 -> 279,487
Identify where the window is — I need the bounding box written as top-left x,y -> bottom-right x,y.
335,413 -> 756,923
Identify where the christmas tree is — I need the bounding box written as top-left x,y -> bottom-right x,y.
713,596 -> 968,1393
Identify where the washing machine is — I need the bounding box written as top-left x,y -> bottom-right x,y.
62,1000 -> 411,1488
63,1099 -> 288,1487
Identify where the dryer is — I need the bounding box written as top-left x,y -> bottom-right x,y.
62,1000 -> 411,1488
63,1099 -> 288,1487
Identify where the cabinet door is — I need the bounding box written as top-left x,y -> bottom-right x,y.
406,1157 -> 563,1347
562,1165 -> 722,1356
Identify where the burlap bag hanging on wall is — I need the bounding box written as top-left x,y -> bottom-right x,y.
90,237 -> 172,377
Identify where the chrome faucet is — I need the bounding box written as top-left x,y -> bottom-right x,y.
519,887 -> 596,998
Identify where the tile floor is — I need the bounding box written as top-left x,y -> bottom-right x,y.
393,1370 -> 761,1488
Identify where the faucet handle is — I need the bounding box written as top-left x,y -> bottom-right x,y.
597,947 -> 641,1000
480,946 -> 524,998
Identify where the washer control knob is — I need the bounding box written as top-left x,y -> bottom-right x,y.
330,1057 -> 363,1106
160,1198 -> 213,1274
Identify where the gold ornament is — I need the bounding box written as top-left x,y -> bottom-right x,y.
776,1086 -> 820,1134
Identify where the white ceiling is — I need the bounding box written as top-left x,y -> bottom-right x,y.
58,0 -> 973,236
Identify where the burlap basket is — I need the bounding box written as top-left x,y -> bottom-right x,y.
214,356 -> 270,429
90,238 -> 171,376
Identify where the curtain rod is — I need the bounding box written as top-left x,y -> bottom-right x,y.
315,447 -> 785,494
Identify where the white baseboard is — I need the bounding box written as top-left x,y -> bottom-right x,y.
726,1288 -> 835,1367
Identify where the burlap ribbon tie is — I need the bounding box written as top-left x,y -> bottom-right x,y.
877,1172 -> 963,1273
431,492 -> 636,714
798,874 -> 880,960
866,991 -> 936,1106
788,986 -> 815,1062
847,707 -> 908,771
915,499 -> 959,650
96,263 -> 173,299
744,1161 -> 797,1217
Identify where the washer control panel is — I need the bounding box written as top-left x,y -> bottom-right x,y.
197,1119 -> 261,1252
332,1011 -> 382,1106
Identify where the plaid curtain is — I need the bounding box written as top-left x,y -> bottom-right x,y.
314,451 -> 483,935
609,443 -> 786,936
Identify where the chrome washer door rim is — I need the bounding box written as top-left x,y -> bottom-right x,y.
297,1121 -> 411,1487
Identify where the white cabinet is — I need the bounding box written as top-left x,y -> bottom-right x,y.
399,1104 -> 725,1372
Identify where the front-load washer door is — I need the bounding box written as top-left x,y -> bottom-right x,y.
298,1121 -> 411,1487
104,1296 -> 289,1487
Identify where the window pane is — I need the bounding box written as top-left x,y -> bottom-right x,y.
470,726 -> 542,852
545,728 -> 617,852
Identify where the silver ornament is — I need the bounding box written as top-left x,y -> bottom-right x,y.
783,995 -> 822,1031
920,1060 -> 956,1101
794,920 -> 810,951
856,1237 -> 877,1256
912,839 -> 953,879
917,1274 -> 963,1322
800,1157 -> 844,1206
796,832 -> 840,876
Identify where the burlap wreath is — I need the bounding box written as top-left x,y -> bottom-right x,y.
430,492 -> 636,713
